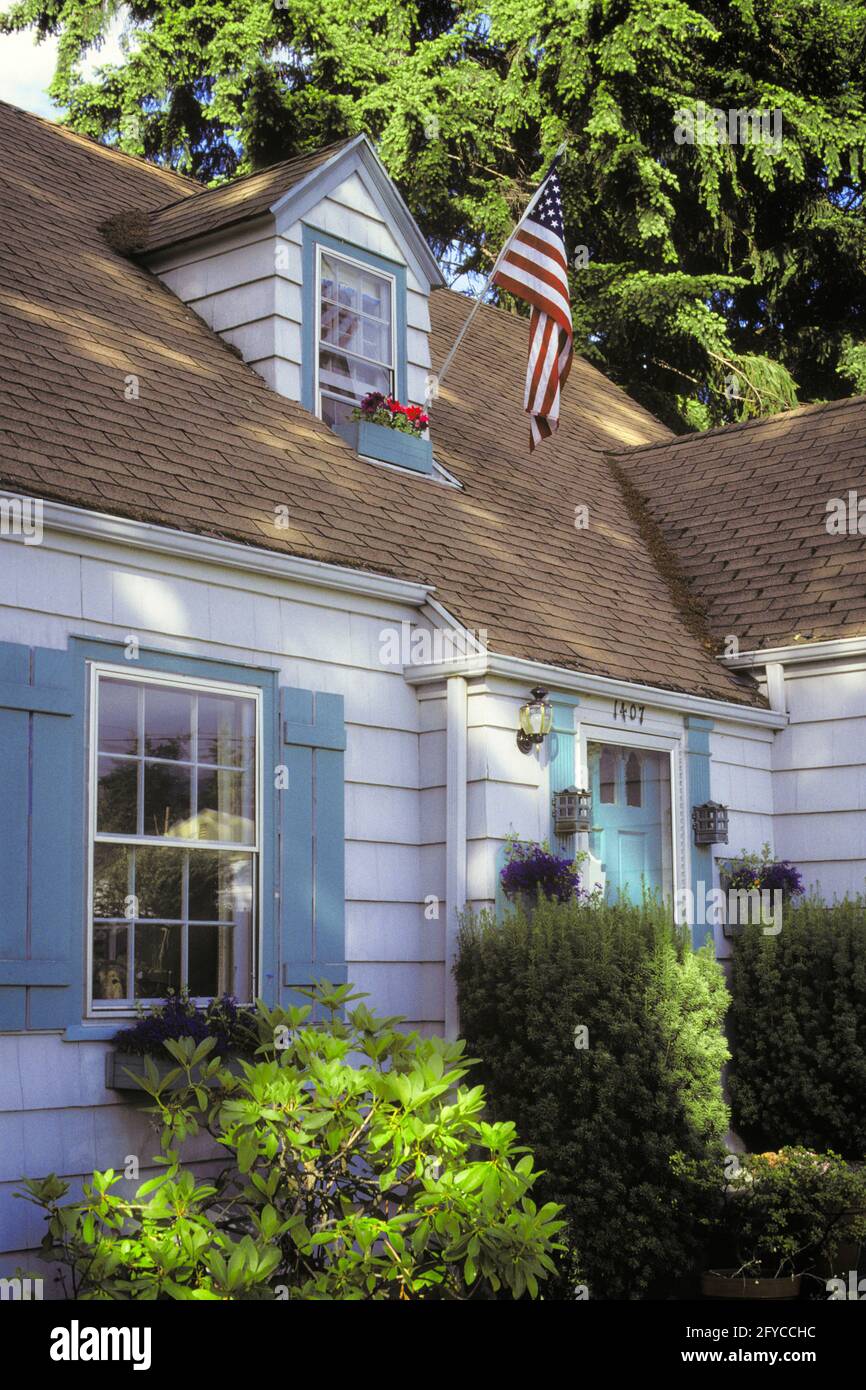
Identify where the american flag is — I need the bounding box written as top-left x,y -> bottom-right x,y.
492,158 -> 573,451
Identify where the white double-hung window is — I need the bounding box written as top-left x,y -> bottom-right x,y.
317,248 -> 395,427
88,666 -> 259,1012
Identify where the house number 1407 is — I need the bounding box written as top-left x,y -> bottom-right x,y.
613,699 -> 645,725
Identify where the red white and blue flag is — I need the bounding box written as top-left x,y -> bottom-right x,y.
492,159 -> 573,451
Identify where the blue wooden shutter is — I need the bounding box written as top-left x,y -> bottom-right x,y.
0,641 -> 77,1031
685,715 -> 714,948
548,699 -> 579,855
279,687 -> 347,1003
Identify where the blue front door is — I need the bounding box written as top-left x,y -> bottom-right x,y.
587,743 -> 672,901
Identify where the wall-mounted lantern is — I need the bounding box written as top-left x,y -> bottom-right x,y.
692,800 -> 729,845
516,686 -> 554,753
553,786 -> 592,835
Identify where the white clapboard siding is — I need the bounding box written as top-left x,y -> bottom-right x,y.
769,663 -> 866,899
710,724 -> 775,875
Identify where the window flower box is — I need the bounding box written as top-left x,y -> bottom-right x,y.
105,1051 -> 246,1092
336,418 -> 433,474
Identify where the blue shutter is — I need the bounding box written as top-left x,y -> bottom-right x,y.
279,687 -> 347,1003
548,698 -> 579,855
0,641 -> 77,1031
685,715 -> 714,948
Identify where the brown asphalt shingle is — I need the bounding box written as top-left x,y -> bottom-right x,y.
0,99 -> 760,704
143,140 -> 353,253
613,397 -> 866,651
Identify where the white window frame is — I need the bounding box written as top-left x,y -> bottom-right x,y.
575,720 -> 686,911
314,242 -> 398,423
85,661 -> 263,1018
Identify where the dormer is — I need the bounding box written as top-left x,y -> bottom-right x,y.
139,136 -> 445,474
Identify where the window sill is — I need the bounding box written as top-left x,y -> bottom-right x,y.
335,418 -> 433,475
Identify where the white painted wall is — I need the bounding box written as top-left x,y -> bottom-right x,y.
709,717 -> 776,959
150,168 -> 432,412
767,659 -> 866,901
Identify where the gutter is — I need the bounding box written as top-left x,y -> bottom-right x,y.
720,635 -> 866,669
26,495 -> 434,608
403,652 -> 788,729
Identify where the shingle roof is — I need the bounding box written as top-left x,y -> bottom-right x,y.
0,98 -> 760,705
142,139 -> 354,254
612,396 -> 866,651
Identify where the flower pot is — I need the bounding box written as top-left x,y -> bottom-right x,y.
701,1269 -> 801,1300
335,419 -> 433,475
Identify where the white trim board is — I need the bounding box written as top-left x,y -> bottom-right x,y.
403,653 -> 787,730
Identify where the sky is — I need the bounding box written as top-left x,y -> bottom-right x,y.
0,6 -> 125,120
0,20 -> 60,118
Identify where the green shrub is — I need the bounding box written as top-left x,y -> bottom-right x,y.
17,983 -> 564,1301
677,1147 -> 866,1280
455,895 -> 730,1299
728,897 -> 866,1156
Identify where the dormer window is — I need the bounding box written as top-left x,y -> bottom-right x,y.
143,134 -> 446,454
318,249 -> 395,428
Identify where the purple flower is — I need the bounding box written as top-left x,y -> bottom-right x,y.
500,842 -> 581,904
727,860 -> 804,899
114,992 -> 256,1056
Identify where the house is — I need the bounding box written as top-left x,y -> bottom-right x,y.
0,97 -> 863,1280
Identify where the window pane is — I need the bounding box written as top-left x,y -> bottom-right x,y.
93,924 -> 129,1001
134,846 -> 184,920
97,756 -> 138,834
196,768 -> 255,843
319,348 -> 391,401
188,924 -> 233,998
198,694 -> 254,768
188,850 -> 253,923
93,842 -> 131,919
98,679 -> 138,755
143,761 -> 191,836
360,318 -> 390,362
134,925 -> 181,999
144,686 -> 192,760
322,396 -> 356,429
625,753 -> 642,807
360,272 -> 390,322
600,748 -> 616,804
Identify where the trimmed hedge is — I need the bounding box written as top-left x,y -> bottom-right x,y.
455,896 -> 729,1299
728,897 -> 866,1156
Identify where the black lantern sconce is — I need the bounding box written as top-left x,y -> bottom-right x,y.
552,786 -> 592,836
692,800 -> 729,846
516,686 -> 554,754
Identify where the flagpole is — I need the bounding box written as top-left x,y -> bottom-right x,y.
430,141 -> 569,397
